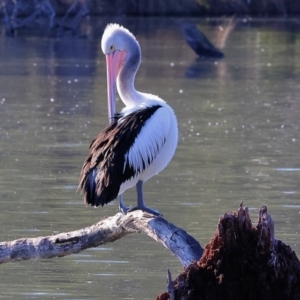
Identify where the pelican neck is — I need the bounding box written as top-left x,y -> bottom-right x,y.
116,41 -> 142,106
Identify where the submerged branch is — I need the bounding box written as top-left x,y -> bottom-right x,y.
0,211 -> 202,266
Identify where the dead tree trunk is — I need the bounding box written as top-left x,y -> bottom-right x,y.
157,205 -> 300,300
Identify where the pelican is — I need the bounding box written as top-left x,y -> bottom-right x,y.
79,24 -> 178,216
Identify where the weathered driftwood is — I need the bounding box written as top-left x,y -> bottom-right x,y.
1,203 -> 299,299
0,210 -> 202,267
156,204 -> 300,300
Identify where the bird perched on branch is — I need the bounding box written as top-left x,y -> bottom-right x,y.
79,24 -> 178,216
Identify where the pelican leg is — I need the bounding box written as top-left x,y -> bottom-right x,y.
128,181 -> 163,217
119,194 -> 130,214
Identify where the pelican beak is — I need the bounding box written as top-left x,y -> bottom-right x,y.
105,50 -> 127,123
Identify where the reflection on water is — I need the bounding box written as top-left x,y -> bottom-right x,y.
0,17 -> 300,299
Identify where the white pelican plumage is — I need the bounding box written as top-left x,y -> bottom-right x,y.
79,24 -> 178,216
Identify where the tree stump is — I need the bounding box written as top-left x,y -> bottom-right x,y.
156,204 -> 300,300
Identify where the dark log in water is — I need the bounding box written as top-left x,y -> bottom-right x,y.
181,21 -> 224,59
156,204 -> 300,300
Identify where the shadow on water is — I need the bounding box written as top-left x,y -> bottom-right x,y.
185,57 -> 223,78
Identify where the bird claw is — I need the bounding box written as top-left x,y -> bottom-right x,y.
128,205 -> 164,217
118,195 -> 130,215
118,187 -> 163,217
119,206 -> 130,215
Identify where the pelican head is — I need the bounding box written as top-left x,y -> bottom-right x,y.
101,24 -> 141,121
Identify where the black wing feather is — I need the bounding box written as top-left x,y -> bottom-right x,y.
79,105 -> 162,207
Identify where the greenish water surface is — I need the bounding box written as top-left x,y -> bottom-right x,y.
0,17 -> 299,299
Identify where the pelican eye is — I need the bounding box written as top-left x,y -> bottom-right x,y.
109,44 -> 115,52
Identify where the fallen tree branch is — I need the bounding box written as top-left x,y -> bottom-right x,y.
0,210 -> 203,267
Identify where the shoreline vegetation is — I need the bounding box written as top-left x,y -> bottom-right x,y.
1,0 -> 300,17
2,0 -> 299,36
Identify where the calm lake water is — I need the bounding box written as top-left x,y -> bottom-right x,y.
0,16 -> 300,299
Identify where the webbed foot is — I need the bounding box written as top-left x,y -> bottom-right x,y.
128,204 -> 163,217
119,195 -> 130,214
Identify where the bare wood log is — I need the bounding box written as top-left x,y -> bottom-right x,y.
0,210 -> 202,266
